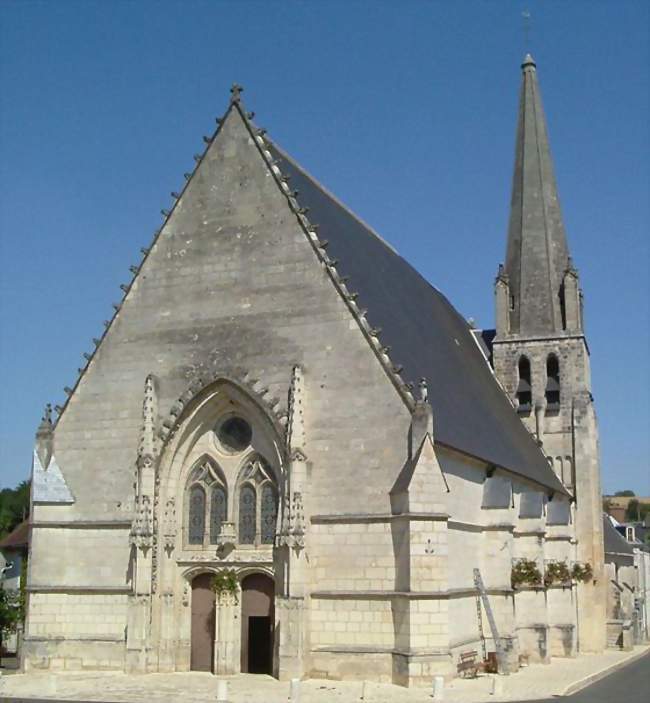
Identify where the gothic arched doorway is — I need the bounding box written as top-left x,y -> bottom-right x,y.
241,573 -> 274,674
190,573 -> 216,672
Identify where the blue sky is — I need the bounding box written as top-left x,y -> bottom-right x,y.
0,0 -> 648,495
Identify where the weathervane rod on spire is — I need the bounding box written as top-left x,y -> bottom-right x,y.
522,9 -> 531,53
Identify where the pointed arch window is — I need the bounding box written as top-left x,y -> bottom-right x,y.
184,457 -> 227,548
210,485 -> 227,544
261,484 -> 278,544
545,354 -> 560,414
239,485 -> 256,544
516,356 -> 532,414
188,485 -> 206,545
237,456 -> 279,547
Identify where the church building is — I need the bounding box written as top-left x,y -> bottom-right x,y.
25,55 -> 605,686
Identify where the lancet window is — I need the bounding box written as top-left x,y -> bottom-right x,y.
516,355 -> 532,413
185,457 -> 228,548
237,456 -> 278,546
545,354 -> 560,413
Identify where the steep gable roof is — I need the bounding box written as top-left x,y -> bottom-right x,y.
49,87 -> 566,496
267,140 -> 566,495
603,514 -> 635,557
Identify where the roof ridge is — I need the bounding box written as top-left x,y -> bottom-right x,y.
235,103 -> 417,410
266,139 -> 476,333
266,141 -> 402,258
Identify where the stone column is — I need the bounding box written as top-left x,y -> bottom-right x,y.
276,365 -> 308,680
390,400 -> 453,686
126,374 -> 159,673
572,395 -> 606,652
215,588 -> 240,674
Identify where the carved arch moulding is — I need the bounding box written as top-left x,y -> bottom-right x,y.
158,371 -> 289,450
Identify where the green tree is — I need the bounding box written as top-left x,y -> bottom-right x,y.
626,499 -> 640,522
0,587 -> 23,660
615,490 -> 636,497
0,480 -> 30,538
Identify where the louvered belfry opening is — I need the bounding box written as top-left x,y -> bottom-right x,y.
516,356 -> 532,414
545,354 -> 560,413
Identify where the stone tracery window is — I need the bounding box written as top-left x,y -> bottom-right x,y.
261,484 -> 278,544
185,457 -> 227,547
210,485 -> 227,544
237,456 -> 278,546
188,485 -> 206,545
239,485 -> 256,544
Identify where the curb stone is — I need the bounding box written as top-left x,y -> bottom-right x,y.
561,645 -> 650,697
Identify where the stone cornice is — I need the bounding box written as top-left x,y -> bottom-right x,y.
311,586 -> 512,600
448,519 -> 515,532
312,645 -> 450,657
310,512 -> 448,525
24,634 -> 125,642
513,529 -> 546,537
27,585 -> 132,594
30,520 -> 132,529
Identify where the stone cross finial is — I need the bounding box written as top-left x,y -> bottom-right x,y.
42,403 -> 52,426
230,83 -> 244,102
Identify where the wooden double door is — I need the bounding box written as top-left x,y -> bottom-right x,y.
190,571 -> 274,675
190,573 -> 216,671
241,573 -> 274,675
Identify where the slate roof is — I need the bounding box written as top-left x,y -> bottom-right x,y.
504,54 -> 571,335
267,141 -> 567,495
603,515 -> 635,557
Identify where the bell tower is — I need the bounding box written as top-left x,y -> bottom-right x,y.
492,54 -> 606,652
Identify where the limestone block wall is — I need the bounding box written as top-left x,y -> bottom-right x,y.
309,597 -> 393,649
514,590 -> 549,662
309,521 -> 395,591
546,587 -> 577,656
29,526 -> 130,588
24,593 -> 127,671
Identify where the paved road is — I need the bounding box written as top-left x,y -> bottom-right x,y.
2,651 -> 649,703
523,650 -> 650,703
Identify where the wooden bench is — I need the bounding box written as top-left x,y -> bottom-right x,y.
457,650 -> 479,678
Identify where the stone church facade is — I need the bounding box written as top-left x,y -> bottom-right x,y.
24,56 -> 605,685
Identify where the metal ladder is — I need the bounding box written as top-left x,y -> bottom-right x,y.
473,568 -> 509,675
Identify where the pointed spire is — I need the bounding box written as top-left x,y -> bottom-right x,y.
503,55 -> 572,335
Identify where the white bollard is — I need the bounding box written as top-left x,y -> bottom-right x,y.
290,677 -> 301,703
216,678 -> 228,702
360,679 -> 367,700
489,674 -> 503,696
433,675 -> 444,701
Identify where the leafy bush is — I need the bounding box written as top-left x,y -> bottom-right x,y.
511,559 -> 542,588
571,562 -> 593,583
0,481 -> 30,538
544,560 -> 571,586
212,570 -> 239,600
